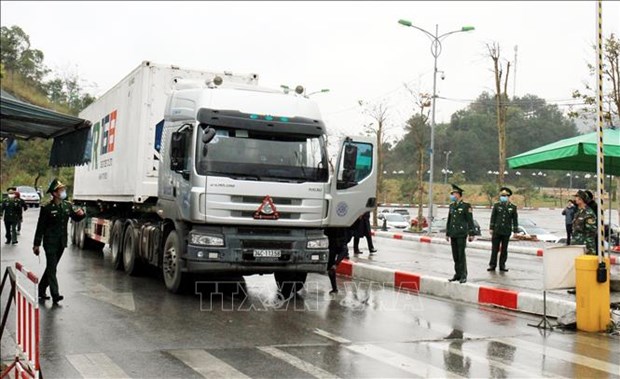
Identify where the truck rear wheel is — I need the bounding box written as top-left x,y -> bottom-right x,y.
110,221 -> 124,270
274,272 -> 307,298
123,224 -> 140,276
163,230 -> 186,293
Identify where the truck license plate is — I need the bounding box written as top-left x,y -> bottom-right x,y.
253,249 -> 282,258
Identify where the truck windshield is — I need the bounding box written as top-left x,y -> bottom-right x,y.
196,125 -> 329,182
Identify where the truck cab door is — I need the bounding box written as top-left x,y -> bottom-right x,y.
327,136 -> 377,227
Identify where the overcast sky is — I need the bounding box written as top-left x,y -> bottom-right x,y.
2,1 -> 619,143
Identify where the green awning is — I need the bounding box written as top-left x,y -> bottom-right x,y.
1,92 -> 92,167
507,128 -> 620,175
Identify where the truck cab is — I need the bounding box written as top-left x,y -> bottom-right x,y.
157,78 -> 376,292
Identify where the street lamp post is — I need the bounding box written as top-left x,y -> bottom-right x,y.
443,150 -> 452,184
398,19 -> 474,233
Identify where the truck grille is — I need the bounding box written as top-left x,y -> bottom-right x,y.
241,240 -> 293,249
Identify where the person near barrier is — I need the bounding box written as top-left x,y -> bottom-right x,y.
33,179 -> 85,304
446,184 -> 475,284
561,199 -> 576,245
14,190 -> 27,235
570,190 -> 596,255
324,226 -> 354,294
1,187 -> 27,244
487,187 -> 518,272
352,211 -> 377,255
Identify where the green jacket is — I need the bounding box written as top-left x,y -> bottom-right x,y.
572,206 -> 597,254
489,201 -> 518,236
1,198 -> 27,222
34,200 -> 85,248
446,200 -> 475,238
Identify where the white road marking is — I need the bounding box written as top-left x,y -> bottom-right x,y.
258,346 -> 341,379
313,328 -> 351,344
66,353 -> 129,378
82,284 -> 136,312
493,337 -> 620,376
346,343 -> 465,379
168,349 -> 250,379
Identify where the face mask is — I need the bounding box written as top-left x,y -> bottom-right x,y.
8,194 -> 15,199
449,194 -> 457,202
499,196 -> 508,202
59,190 -> 67,200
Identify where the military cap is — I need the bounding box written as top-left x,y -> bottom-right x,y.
499,187 -> 512,196
46,178 -> 65,194
574,190 -> 589,202
450,183 -> 464,195
584,190 -> 594,202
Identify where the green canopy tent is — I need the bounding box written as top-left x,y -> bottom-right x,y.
507,128 -> 620,175
0,90 -> 92,167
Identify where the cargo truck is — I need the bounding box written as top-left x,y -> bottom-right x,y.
71,61 -> 377,294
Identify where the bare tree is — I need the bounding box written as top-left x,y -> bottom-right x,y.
404,85 -> 432,231
487,42 -> 511,186
359,100 -> 390,226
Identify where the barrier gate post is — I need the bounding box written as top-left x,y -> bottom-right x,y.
0,262 -> 40,379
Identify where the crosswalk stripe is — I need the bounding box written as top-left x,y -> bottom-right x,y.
66,353 -> 130,378
493,337 -> 620,376
168,349 -> 250,379
427,341 -> 562,379
346,344 -> 465,379
258,346 -> 341,379
313,328 -> 352,344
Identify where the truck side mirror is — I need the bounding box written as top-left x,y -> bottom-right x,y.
201,126 -> 216,157
170,131 -> 187,171
338,144 -> 358,189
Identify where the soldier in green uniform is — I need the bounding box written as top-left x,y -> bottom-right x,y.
33,179 -> 85,303
1,187 -> 28,244
571,190 -> 597,255
487,187 -> 518,272
446,184 -> 476,283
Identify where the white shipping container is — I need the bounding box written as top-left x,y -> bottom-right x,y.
74,61 -> 258,203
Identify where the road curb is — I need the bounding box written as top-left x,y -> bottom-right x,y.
370,230 -> 619,265
336,260 -> 576,318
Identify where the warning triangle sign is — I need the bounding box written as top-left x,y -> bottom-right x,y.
253,195 -> 280,220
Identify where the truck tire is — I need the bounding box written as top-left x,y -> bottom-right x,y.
274,272 -> 307,298
75,220 -> 105,252
110,221 -> 124,270
123,224 -> 140,276
163,230 -> 186,293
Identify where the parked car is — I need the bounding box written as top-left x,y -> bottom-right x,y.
16,185 -> 40,207
391,208 -> 411,221
423,217 -> 482,236
514,225 -> 560,243
382,213 -> 410,230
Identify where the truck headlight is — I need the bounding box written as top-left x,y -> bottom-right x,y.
307,238 -> 329,249
190,233 -> 224,246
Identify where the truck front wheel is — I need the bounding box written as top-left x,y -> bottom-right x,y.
163,230 -> 186,293
274,272 -> 307,298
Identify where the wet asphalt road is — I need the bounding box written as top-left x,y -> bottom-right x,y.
1,210 -> 619,378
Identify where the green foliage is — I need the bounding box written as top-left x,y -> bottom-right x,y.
481,182 -> 497,206
0,25 -> 95,193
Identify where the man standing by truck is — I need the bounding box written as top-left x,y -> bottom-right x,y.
33,179 -> 85,303
446,184 -> 475,284
1,187 -> 27,244
487,187 -> 518,272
